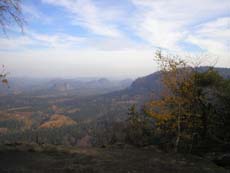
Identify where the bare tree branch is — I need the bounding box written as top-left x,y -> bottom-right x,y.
0,0 -> 25,34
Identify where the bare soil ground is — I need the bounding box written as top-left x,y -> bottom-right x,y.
0,143 -> 229,173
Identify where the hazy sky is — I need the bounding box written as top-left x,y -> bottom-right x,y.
0,0 -> 229,78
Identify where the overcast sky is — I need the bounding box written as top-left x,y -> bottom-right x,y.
0,0 -> 229,78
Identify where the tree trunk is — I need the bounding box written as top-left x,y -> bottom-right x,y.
175,103 -> 181,153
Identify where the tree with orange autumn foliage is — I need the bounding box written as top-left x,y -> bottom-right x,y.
145,51 -> 207,152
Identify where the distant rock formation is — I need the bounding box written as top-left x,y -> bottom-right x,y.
39,114 -> 76,129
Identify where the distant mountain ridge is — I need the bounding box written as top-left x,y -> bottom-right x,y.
123,66 -> 230,96
102,67 -> 230,104
0,77 -> 133,97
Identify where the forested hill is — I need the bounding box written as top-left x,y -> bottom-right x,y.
1,66 -> 230,136
110,67 -> 230,98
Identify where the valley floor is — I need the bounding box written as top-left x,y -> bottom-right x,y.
0,143 -> 228,173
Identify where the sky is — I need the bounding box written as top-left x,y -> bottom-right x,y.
0,0 -> 229,78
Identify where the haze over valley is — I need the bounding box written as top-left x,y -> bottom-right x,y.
0,0 -> 230,172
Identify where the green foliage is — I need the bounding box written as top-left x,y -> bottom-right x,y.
125,105 -> 155,146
